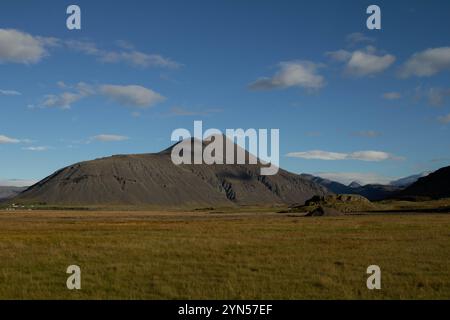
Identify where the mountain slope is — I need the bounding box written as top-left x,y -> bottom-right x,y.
390,172 -> 430,188
300,174 -> 353,195
351,184 -> 402,201
398,166 -> 450,200
14,140 -> 328,207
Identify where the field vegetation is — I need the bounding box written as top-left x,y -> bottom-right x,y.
0,209 -> 449,299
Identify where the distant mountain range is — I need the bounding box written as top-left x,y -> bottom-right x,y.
301,175 -> 403,201
0,186 -> 27,200
302,172 -> 433,201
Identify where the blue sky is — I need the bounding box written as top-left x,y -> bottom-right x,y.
1,0 -> 450,186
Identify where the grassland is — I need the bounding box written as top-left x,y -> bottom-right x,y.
0,209 -> 449,299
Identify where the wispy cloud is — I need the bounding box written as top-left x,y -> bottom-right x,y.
100,84 -> 165,108
438,113 -> 450,124
66,39 -> 181,69
0,29 -> 55,64
167,106 -> 223,117
22,146 -> 51,151
91,134 -> 129,142
40,82 -> 165,109
287,150 -> 402,161
327,46 -> 395,77
0,89 -> 21,96
382,92 -> 402,100
346,32 -> 375,46
249,61 -> 325,91
0,28 -> 181,70
398,47 -> 450,78
0,135 -> 20,144
43,92 -> 84,109
42,82 -> 94,109
314,172 -> 395,185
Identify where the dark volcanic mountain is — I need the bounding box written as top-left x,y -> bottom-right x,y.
14,139 -> 328,207
397,166 -> 450,200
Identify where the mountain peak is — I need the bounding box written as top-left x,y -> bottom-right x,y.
348,181 -> 363,188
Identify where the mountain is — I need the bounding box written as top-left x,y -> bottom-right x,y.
301,175 -> 401,201
300,174 -> 353,195
350,184 -> 402,201
13,139 -> 328,207
397,166 -> 450,200
0,186 -> 27,200
390,172 -> 430,188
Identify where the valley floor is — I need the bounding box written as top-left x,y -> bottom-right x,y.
0,210 -> 449,299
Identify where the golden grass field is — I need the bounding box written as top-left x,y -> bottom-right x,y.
0,209 -> 449,299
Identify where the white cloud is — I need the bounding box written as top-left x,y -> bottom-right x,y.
382,92 -> 402,100
43,92 -> 84,109
350,151 -> 396,161
0,29 -> 53,64
314,172 -> 395,185
326,49 -> 352,62
92,134 -> 129,142
42,82 -> 95,109
0,135 -> 20,144
115,40 -> 135,50
399,47 -> 450,78
65,40 -> 100,55
66,39 -> 181,69
249,61 -> 325,91
41,82 -> 163,110
346,32 -> 375,45
438,113 -> 450,124
0,179 -> 37,187
168,106 -> 223,116
0,89 -> 21,96
100,51 -> 180,68
0,29 -> 180,69
288,150 -> 348,161
287,150 -> 402,161
22,146 -> 50,151
327,46 -> 395,76
100,84 -> 165,108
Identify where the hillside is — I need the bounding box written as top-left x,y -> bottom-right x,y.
398,166 -> 450,200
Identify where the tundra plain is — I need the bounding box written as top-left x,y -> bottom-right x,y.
0,208 -> 449,300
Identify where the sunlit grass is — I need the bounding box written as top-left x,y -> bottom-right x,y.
0,210 -> 449,299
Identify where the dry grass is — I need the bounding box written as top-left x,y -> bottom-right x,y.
0,210 -> 449,299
